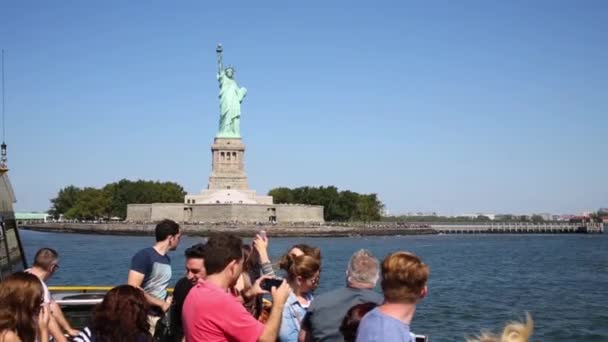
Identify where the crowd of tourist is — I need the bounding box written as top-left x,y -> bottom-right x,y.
0,219 -> 533,342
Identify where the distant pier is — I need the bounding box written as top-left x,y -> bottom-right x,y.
431,222 -> 604,234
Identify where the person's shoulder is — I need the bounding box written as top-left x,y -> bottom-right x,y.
175,276 -> 190,287
309,287 -> 350,310
133,247 -> 153,258
0,329 -> 21,342
174,277 -> 193,293
356,309 -> 385,340
185,282 -> 219,302
186,284 -> 240,314
359,288 -> 384,303
315,286 -> 350,300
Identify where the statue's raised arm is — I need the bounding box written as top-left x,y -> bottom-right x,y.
216,43 -> 224,77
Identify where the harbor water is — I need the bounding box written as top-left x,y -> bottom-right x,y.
20,229 -> 608,341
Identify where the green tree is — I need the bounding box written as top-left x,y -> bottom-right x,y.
50,179 -> 186,220
267,186 -> 385,222
355,194 -> 383,222
268,187 -> 295,204
48,185 -> 82,218
531,214 -> 544,223
64,187 -> 109,220
476,215 -> 491,222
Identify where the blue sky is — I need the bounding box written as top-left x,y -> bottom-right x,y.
1,0 -> 606,215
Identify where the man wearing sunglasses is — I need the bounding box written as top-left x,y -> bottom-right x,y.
27,247 -> 80,342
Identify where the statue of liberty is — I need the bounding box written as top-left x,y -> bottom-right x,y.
216,44 -> 247,138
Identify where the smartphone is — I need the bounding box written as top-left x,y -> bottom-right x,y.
260,278 -> 284,291
414,335 -> 428,342
259,230 -> 267,239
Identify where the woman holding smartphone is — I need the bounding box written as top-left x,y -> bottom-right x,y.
233,231 -> 277,318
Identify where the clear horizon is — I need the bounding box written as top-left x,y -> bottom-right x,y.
1,1 -> 606,215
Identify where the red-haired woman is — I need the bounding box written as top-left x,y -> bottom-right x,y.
73,285 -> 152,342
0,272 -> 50,342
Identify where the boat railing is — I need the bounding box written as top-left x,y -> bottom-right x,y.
49,285 -> 175,306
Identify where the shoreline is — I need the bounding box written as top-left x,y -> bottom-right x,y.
20,223 -> 437,237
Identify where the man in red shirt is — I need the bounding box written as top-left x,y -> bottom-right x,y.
182,233 -> 290,342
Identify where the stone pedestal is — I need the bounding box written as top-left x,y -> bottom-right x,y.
185,138 -> 273,205
208,138 -> 248,190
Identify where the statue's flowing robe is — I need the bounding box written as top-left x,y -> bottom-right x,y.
218,71 -> 247,136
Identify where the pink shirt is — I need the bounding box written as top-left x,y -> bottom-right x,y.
182,280 -> 264,342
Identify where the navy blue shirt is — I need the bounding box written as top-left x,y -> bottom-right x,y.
130,247 -> 172,300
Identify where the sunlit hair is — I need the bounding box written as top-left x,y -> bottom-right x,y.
381,251 -> 429,303
340,302 -> 378,342
0,272 -> 44,342
91,285 -> 152,342
279,253 -> 321,281
289,243 -> 321,261
347,249 -> 380,285
33,247 -> 58,271
467,313 -> 533,342
242,244 -> 260,273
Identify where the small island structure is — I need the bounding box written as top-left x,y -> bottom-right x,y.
126,44 -> 324,224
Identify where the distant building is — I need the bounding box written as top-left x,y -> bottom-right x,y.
459,213 -> 496,220
15,212 -> 51,224
403,211 -> 437,217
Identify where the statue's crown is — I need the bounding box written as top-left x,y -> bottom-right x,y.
226,65 -> 235,72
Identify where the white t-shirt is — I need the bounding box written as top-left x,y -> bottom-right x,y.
25,268 -> 51,304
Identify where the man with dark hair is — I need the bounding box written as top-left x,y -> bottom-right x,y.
27,247 -> 80,342
169,243 -> 206,342
182,233 -> 291,342
128,219 -> 181,335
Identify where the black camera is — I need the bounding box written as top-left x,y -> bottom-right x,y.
260,278 -> 284,291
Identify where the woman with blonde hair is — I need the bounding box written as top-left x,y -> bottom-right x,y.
467,314 -> 533,342
278,251 -> 321,342
0,272 -> 50,342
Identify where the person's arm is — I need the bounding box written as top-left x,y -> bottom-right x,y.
258,280 -> 291,342
217,44 -> 224,77
49,300 -> 79,336
240,275 -> 270,303
47,313 -> 67,342
127,270 -> 171,311
253,234 -> 275,277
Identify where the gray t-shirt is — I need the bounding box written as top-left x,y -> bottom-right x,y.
355,308 -> 413,342
303,287 -> 383,342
